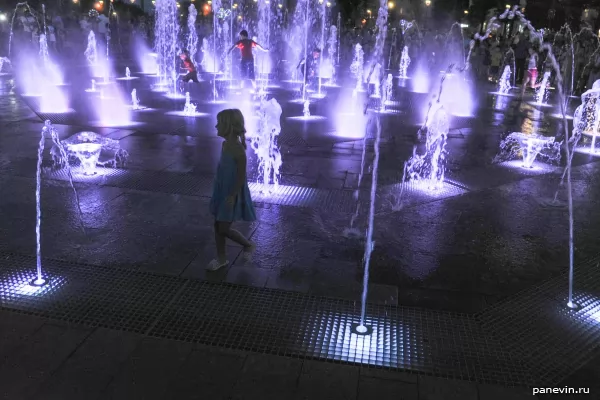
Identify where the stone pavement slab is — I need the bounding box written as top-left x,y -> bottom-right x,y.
0,309 -> 563,399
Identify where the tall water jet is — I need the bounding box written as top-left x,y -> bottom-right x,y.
497,65 -> 512,94
300,0 -> 311,100
131,89 -> 140,110
364,1 -> 389,109
126,67 -> 131,78
32,122 -> 49,286
85,30 -> 98,66
355,116 -> 382,335
398,46 -> 410,78
370,63 -> 381,98
317,0 -> 328,95
535,71 -> 551,105
8,2 -> 40,58
251,98 -> 283,189
200,38 -> 215,73
257,0 -> 272,78
327,25 -> 338,84
38,33 -> 62,85
154,0 -> 180,93
187,4 -> 198,63
350,44 -> 364,91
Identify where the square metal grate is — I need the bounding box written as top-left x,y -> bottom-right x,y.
0,251 -> 598,387
149,280 -> 527,385
0,253 -> 182,333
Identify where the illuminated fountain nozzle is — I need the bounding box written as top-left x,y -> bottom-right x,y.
303,100 -> 310,117
183,92 -> 197,116
510,132 -> 555,168
399,46 -> 410,78
132,89 -> 140,110
66,143 -> 103,175
61,131 -> 128,175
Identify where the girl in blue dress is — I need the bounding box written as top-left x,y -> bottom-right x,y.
208,109 -> 257,271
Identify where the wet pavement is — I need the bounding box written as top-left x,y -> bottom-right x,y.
0,63 -> 599,398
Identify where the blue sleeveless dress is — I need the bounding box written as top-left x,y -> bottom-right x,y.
210,149 -> 256,222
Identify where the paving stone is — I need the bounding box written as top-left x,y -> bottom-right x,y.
478,384 -> 536,399
418,376 -> 479,400
358,376 -> 418,400
295,360 -> 360,400
102,337 -> 193,400
360,366 -> 418,383
166,347 -> 246,399
230,354 -> 303,400
30,327 -> 141,400
0,323 -> 90,400
0,310 -> 45,359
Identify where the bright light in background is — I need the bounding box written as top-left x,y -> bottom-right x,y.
460,23 -> 468,28
0,14 -> 7,21
425,0 -> 431,6
388,1 -> 394,9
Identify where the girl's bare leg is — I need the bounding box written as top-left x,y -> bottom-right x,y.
214,221 -> 228,263
217,221 -> 253,248
521,77 -> 530,97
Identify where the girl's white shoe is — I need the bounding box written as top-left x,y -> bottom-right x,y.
207,259 -> 228,271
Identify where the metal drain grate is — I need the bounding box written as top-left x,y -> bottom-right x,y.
479,258 -> 600,386
34,112 -> 81,126
0,253 -> 182,333
0,251 -> 599,386
149,280 -> 526,385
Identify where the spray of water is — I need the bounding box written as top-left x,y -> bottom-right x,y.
359,116 -> 381,328
183,92 -> 197,116
350,44 -> 364,92
85,31 -> 98,66
303,100 -> 310,117
47,124 -> 87,236
251,98 -> 283,189
535,71 -> 551,105
187,4 -> 199,62
131,89 -> 140,110
34,122 -> 48,285
327,25 -> 338,84
498,66 -> 512,94
154,0 -> 180,92
399,46 -> 410,78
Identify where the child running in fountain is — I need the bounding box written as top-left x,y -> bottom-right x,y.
207,109 -> 256,271
227,30 -> 269,89
297,48 -> 321,90
521,47 -> 542,98
178,49 -> 199,92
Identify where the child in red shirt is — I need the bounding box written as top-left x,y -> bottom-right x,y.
227,30 -> 268,88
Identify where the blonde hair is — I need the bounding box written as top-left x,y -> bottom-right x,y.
217,109 -> 247,149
